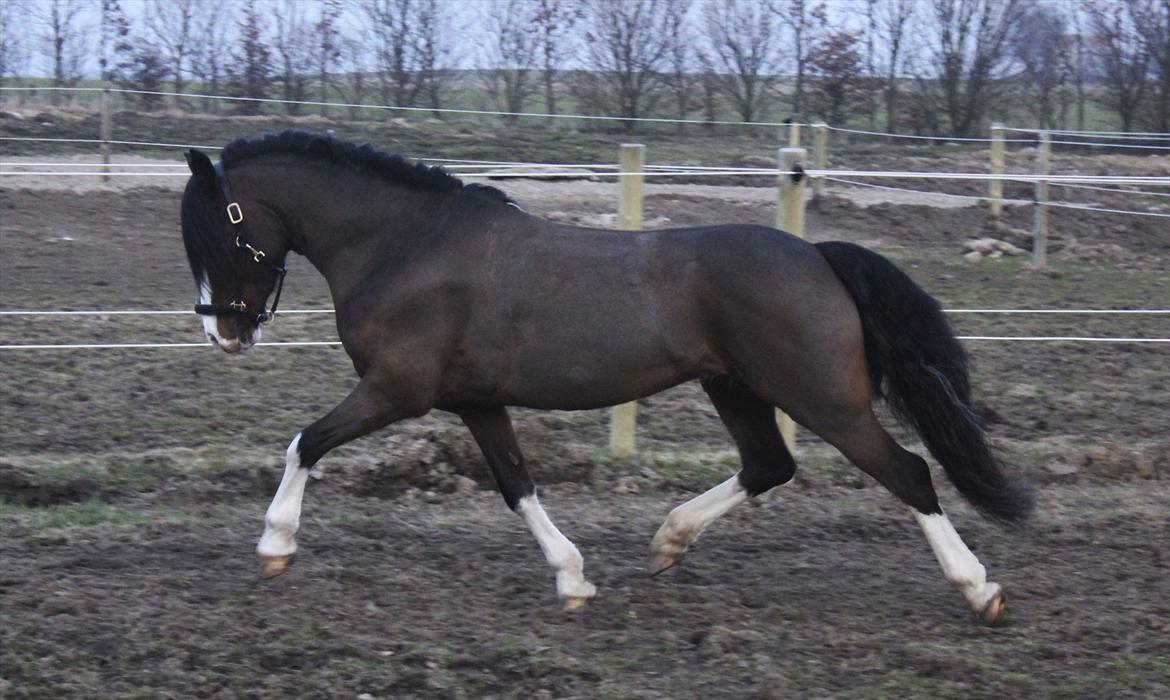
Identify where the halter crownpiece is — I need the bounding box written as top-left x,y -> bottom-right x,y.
193,163 -> 288,324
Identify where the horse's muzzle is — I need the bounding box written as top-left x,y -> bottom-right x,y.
207,330 -> 256,353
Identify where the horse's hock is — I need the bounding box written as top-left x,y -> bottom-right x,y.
351,420 -> 594,498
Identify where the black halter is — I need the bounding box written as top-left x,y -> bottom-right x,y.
193,163 -> 288,325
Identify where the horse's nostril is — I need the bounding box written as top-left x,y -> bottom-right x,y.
208,334 -> 220,347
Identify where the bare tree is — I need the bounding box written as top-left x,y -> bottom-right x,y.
228,0 -> 272,114
1064,5 -> 1090,131
480,0 -> 541,120
38,0 -> 89,103
314,0 -> 344,114
703,0 -> 782,124
1084,0 -> 1151,132
362,0 -> 454,112
99,0 -> 133,84
532,0 -> 580,124
145,0 -> 200,106
335,36 -> 376,120
415,0 -> 454,115
874,0 -> 915,132
126,47 -> 170,112
189,0 -> 234,112
807,30 -> 866,124
1128,0 -> 1169,132
1014,4 -> 1068,130
363,0 -> 421,108
697,65 -> 722,129
864,0 -> 878,129
773,0 -> 825,119
663,0 -> 695,130
576,0 -> 678,130
272,0 -> 315,115
910,0 -> 1026,136
1,0 -> 32,86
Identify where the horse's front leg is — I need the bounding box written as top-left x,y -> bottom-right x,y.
460,406 -> 597,610
257,378 -> 408,577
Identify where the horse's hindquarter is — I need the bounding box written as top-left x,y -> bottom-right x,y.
692,227 -> 869,402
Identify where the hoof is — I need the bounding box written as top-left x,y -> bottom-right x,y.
562,596 -> 591,612
259,554 -> 294,579
648,551 -> 682,576
979,588 -> 1007,626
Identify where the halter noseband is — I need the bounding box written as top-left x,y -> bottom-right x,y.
193,163 -> 288,325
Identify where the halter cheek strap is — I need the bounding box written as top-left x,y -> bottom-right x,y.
193,163 -> 288,324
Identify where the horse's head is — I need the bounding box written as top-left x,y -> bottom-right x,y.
181,149 -> 288,353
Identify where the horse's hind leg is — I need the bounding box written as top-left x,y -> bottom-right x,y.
812,407 -> 1006,624
459,406 -> 597,610
649,377 -> 796,574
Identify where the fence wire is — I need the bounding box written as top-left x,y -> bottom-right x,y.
3,335 -> 1166,350
4,308 -> 1166,317
3,104 -> 1168,349
6,85 -> 1168,149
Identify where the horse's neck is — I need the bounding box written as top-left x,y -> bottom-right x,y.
261,171 -> 439,294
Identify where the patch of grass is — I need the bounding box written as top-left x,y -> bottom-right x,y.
0,445 -> 284,494
586,445 -> 737,490
852,674 -> 982,700
0,498 -> 154,530
892,250 -> 1169,313
1107,655 -> 1170,690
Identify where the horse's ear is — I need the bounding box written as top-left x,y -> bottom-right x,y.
185,149 -> 217,194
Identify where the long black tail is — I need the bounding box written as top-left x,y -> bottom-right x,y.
815,241 -> 1034,523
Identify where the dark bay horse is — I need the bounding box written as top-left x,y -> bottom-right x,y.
181,131 -> 1032,624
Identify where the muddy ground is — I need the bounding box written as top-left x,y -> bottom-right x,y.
1,144 -> 1168,699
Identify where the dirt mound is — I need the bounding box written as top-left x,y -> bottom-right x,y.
1042,441 -> 1170,482
0,463 -> 103,506
347,419 -> 594,498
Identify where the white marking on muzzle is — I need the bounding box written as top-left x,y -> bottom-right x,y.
198,273 -> 259,351
198,274 -> 231,348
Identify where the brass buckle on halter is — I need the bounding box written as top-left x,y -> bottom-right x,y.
235,236 -> 266,263
229,300 -> 248,312
226,202 -> 244,225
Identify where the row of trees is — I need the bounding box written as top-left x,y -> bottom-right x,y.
1,0 -> 1167,135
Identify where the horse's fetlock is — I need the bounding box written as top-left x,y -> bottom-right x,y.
552,547 -> 583,573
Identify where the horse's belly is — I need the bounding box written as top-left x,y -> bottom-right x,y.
502,344 -> 721,410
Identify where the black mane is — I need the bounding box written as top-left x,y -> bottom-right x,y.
220,130 -> 513,204
183,131 -> 516,289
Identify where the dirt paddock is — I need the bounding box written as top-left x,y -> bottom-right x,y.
1,156 -> 1168,698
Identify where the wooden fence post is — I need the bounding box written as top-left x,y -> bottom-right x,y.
989,123 -> 1004,218
1032,131 -> 1051,268
812,122 -> 828,202
775,147 -> 807,452
100,82 -> 112,183
609,143 -> 644,458
787,122 -> 801,148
